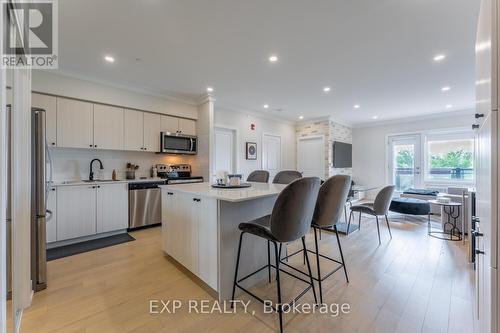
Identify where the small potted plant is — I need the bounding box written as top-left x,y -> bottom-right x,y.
126,163 -> 139,180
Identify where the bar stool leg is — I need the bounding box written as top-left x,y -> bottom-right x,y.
267,240 -> 271,283
375,216 -> 381,244
273,242 -> 283,333
358,212 -> 362,230
302,236 -> 318,304
347,211 -> 352,233
231,232 -> 245,307
385,214 -> 392,238
313,228 -> 323,304
334,225 -> 349,283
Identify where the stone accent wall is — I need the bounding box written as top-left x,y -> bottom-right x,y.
295,118 -> 352,180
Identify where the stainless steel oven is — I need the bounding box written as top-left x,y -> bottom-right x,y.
160,132 -> 197,154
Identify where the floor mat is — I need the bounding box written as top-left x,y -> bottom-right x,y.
47,233 -> 135,261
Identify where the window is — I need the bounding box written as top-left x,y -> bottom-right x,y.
424,131 -> 475,183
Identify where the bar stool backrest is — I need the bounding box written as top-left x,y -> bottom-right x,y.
247,170 -> 270,183
272,170 -> 303,184
270,177 -> 320,242
373,185 -> 396,215
312,175 -> 352,228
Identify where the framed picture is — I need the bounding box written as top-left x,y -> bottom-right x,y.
246,142 -> 257,160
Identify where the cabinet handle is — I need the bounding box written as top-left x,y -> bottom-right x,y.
167,192 -> 173,195
89,144 -> 93,147
476,249 -> 485,255
192,198 -> 201,202
472,124 -> 480,130
91,186 -> 96,189
94,145 -> 97,148
51,142 -> 55,146
51,188 -> 56,191
475,113 -> 485,119
97,185 -> 101,188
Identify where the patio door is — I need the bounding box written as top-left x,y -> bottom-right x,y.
388,134 -> 422,193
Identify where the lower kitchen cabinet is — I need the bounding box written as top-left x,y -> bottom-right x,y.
162,190 -> 217,290
46,186 -> 57,243
57,185 -> 97,240
96,183 -> 128,233
55,183 -> 128,243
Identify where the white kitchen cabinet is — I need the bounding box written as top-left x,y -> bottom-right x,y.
96,183 -> 128,233
56,185 -> 96,240
161,115 -> 196,135
57,98 -> 94,149
161,189 -> 217,289
94,104 -> 124,150
143,112 -> 161,152
161,115 -> 179,134
46,186 -> 57,243
194,196 -> 218,290
124,109 -> 144,151
32,93 -> 57,147
178,118 -> 196,136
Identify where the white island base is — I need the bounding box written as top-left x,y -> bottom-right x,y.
160,182 -> 286,301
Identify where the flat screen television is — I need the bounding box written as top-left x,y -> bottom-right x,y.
332,141 -> 352,168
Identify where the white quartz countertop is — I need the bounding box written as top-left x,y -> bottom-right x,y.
51,178 -> 165,187
159,182 -> 287,202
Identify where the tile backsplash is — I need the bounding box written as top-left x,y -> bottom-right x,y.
49,148 -> 199,181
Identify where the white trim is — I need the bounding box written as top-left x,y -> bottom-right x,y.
44,69 -> 199,106
297,135 -> 326,179
0,1 -> 6,331
214,126 -> 239,174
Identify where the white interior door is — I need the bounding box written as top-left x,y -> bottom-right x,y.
388,134 -> 422,192
297,136 -> 325,179
214,128 -> 236,174
262,134 -> 281,180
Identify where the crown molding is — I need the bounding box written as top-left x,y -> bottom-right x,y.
37,69 -> 199,106
352,108 -> 475,128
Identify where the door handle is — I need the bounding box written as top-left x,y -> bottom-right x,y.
472,230 -> 484,237
472,124 -> 480,130
476,249 -> 485,255
472,216 -> 480,223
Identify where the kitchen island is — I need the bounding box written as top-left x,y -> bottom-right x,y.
159,182 -> 286,300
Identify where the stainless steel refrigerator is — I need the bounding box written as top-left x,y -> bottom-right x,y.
6,105 -> 50,296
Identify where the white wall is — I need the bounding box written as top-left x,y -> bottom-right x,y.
352,110 -> 474,198
32,71 -> 198,119
214,108 -> 296,179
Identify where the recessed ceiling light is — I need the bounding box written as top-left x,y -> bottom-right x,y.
263,104 -> 269,109
323,87 -> 331,93
269,55 -> 278,63
433,54 -> 446,62
446,104 -> 453,109
299,116 -> 304,120
206,87 -> 214,92
441,86 -> 451,92
372,115 -> 379,120
104,55 -> 115,63
353,104 -> 360,109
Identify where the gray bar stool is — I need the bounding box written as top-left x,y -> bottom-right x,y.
272,170 -> 302,184
247,170 -> 270,183
349,185 -> 395,244
280,175 -> 351,304
231,177 -> 320,333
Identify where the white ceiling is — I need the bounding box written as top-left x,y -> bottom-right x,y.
55,0 -> 480,125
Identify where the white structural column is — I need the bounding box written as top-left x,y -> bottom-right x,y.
197,95 -> 215,182
0,1 -> 6,331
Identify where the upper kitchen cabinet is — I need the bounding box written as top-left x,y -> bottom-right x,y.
32,93 -> 57,146
143,112 -> 161,152
124,109 -> 144,151
161,115 -> 196,136
178,118 -> 196,136
94,104 -> 124,150
57,98 -> 94,149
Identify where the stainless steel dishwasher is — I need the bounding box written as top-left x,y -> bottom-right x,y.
128,181 -> 164,229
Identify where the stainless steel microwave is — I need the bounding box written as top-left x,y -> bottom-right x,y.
160,132 -> 197,154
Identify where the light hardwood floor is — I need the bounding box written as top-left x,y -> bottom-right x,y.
9,214 -> 474,333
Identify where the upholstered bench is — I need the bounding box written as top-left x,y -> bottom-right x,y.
389,197 -> 430,216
